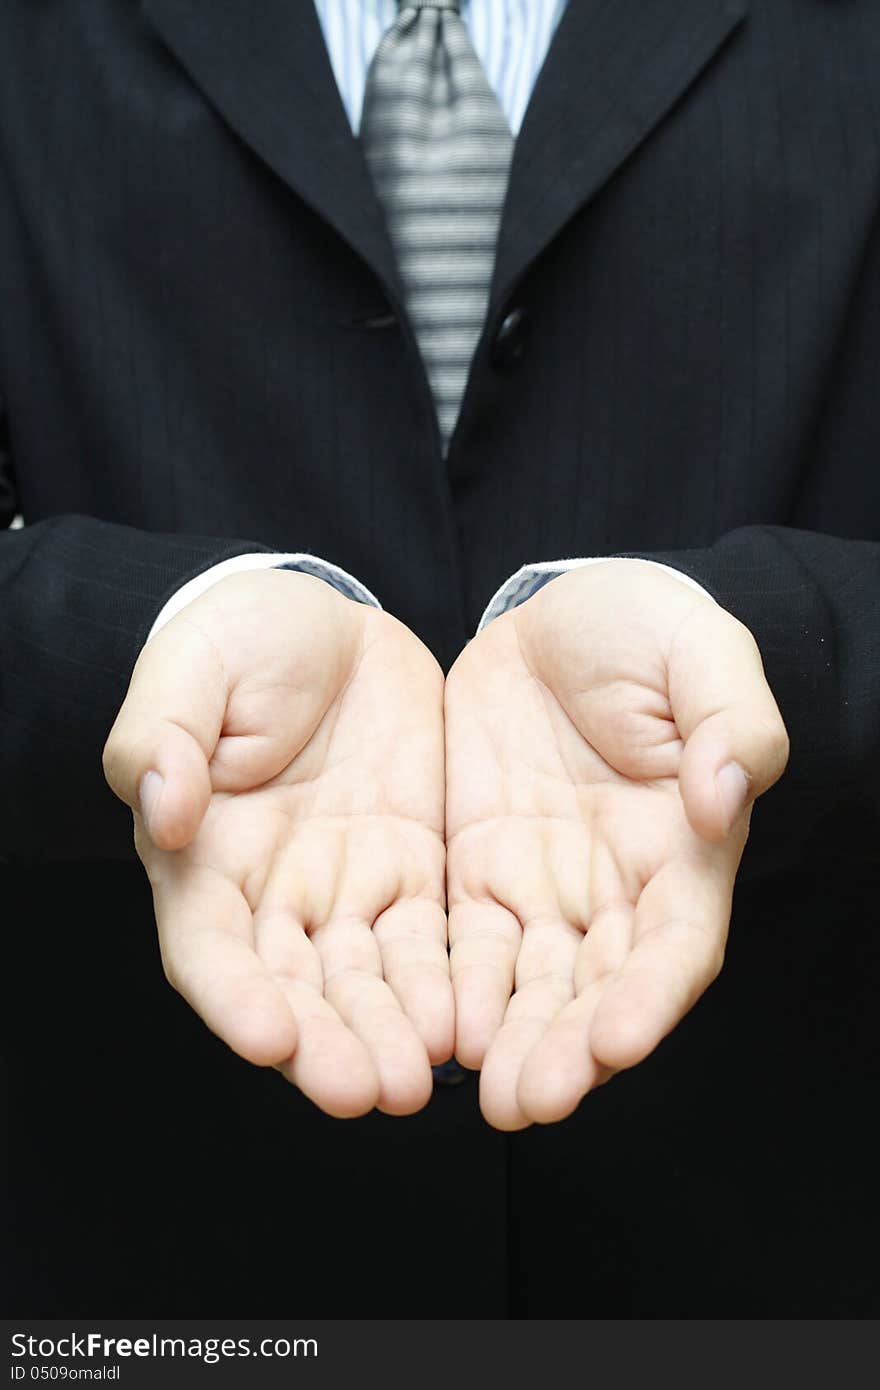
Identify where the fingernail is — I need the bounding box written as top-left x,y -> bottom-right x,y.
716,761 -> 748,832
139,770 -> 164,835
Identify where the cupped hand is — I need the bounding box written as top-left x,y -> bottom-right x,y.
104,570 -> 451,1118
444,561 -> 789,1130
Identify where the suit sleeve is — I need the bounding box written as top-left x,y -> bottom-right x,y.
644,207 -> 880,878
0,438 -> 276,860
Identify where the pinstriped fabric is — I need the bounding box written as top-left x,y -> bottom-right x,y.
360,0 -> 514,453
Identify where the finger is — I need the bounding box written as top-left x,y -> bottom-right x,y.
588,855 -> 731,1072
274,983 -> 382,1119
515,914 -> 582,989
153,864 -> 299,1067
516,903 -> 634,1123
103,622 -> 227,850
374,898 -> 454,1063
253,907 -> 381,1117
479,972 -> 575,1131
314,918 -> 433,1116
478,914 -> 581,1130
253,905 -> 324,991
670,605 -> 790,842
256,835 -> 399,1114
516,983 -> 614,1124
449,900 -> 522,1068
206,685 -> 343,794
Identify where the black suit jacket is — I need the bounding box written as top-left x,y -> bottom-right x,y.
2,0 -> 878,1315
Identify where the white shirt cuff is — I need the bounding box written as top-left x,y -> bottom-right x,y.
147,552 -> 382,642
477,557 -> 715,632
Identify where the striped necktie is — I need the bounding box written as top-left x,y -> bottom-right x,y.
360,0 -> 514,455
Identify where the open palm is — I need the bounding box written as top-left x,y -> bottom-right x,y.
445,562 -> 788,1129
105,570 -> 450,1118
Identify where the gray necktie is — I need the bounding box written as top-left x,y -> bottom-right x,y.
360,0 -> 514,455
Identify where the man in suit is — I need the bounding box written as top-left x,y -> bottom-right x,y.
2,0 -> 878,1316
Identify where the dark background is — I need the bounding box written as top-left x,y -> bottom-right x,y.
2,0 -> 879,1317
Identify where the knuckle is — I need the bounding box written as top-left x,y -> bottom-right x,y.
160,949 -> 183,995
774,723 -> 791,774
761,713 -> 791,780
713,607 -> 754,655
706,938 -> 727,985
742,707 -> 790,786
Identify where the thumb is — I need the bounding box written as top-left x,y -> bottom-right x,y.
103,620 -> 227,851
670,604 -> 790,843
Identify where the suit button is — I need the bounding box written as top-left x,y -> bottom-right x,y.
432,1059 -> 470,1087
491,306 -> 531,371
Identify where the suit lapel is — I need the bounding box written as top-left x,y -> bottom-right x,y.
490,0 -> 749,311
140,1 -> 748,380
141,0 -> 403,305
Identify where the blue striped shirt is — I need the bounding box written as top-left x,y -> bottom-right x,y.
313,0 -> 569,135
